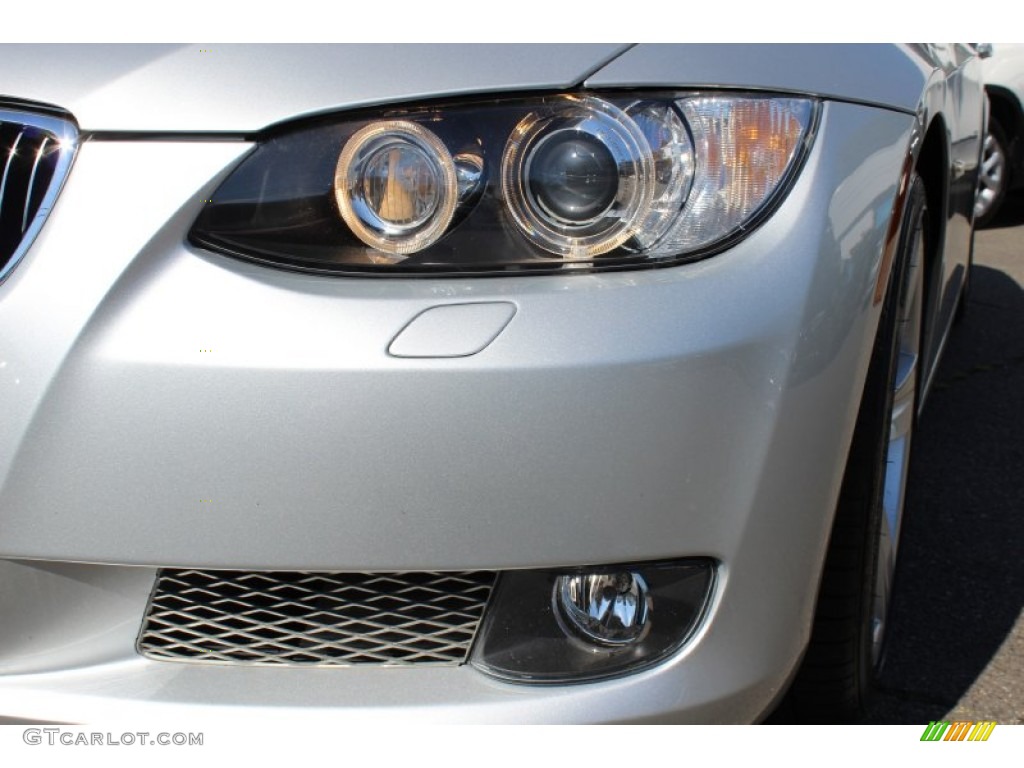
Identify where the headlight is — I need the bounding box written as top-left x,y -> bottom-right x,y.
501,97 -> 657,258
190,93 -> 817,276
334,120 -> 459,257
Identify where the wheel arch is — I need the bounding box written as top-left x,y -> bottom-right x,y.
910,115 -> 949,405
985,86 -> 1023,189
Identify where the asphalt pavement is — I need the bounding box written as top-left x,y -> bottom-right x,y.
864,192 -> 1024,724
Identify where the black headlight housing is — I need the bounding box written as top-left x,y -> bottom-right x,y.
190,92 -> 817,277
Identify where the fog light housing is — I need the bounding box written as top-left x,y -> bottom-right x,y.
471,559 -> 714,683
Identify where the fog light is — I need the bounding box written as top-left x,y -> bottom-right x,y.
555,571 -> 650,646
471,559 -> 714,683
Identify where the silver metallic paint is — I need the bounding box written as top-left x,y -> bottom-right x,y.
0,561 -> 763,723
910,45 -> 983,402
1,104 -> 909,574
0,101 -> 917,723
387,302 -> 517,358
0,44 -> 631,133
0,44 -> 983,723
586,44 -> 931,113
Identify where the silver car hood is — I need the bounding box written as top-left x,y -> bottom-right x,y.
0,44 -> 929,133
0,44 -> 631,132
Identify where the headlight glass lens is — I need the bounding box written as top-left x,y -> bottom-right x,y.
648,97 -> 814,255
335,120 -> 458,258
555,571 -> 651,646
502,96 -> 655,258
190,93 -> 816,276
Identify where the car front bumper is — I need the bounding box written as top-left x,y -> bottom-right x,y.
0,100 -> 912,723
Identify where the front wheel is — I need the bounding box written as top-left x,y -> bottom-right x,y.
785,175 -> 927,722
975,117 -> 1009,227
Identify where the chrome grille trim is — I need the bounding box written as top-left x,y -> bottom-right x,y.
0,109 -> 77,284
137,569 -> 496,667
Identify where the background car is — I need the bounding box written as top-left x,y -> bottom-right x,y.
0,43 -> 984,724
975,42 -> 1024,225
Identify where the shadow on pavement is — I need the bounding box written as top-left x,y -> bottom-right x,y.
769,262 -> 1024,724
868,263 -> 1024,722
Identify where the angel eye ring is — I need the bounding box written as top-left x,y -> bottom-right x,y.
335,120 -> 458,257
501,97 -> 657,259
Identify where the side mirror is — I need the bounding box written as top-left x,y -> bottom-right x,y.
975,43 -> 994,59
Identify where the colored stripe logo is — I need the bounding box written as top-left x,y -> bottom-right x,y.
920,721 -> 996,741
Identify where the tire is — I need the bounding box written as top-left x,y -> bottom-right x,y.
785,175 -> 927,722
975,117 -> 1009,227
954,222 -> 974,324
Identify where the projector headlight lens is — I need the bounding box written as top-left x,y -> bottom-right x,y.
528,131 -> 619,223
502,97 -> 655,258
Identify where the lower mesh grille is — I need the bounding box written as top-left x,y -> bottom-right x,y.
137,569 -> 495,666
